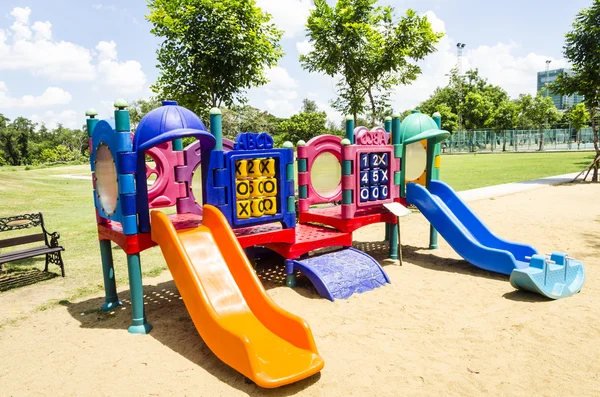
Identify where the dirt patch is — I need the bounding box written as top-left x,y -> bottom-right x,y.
0,183 -> 599,396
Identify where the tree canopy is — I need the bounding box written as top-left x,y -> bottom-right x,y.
300,0 -> 442,126
550,0 -> 600,180
147,0 -> 284,115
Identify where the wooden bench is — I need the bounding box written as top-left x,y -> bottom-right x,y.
0,213 -> 65,277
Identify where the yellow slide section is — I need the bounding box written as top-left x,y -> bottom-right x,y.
150,206 -> 324,388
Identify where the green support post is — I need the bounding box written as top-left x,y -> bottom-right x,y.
99,240 -> 122,311
126,253 -> 152,334
85,109 -> 99,137
428,111 -> 443,249
114,99 -> 130,132
389,113 -> 402,258
345,116 -> 355,144
384,116 -> 392,241
389,223 -> 399,260
210,108 -> 223,151
173,139 -> 183,151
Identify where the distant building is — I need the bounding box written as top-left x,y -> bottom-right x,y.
537,68 -> 584,109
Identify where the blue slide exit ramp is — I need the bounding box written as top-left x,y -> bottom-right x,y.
405,180 -> 585,299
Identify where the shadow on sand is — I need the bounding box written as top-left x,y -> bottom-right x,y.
63,257 -> 321,396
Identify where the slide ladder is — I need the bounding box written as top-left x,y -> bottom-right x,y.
151,206 -> 324,388
406,181 -> 585,299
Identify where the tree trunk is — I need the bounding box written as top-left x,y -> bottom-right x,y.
538,128 -> 544,151
367,88 -> 376,127
591,107 -> 599,182
503,130 -> 507,151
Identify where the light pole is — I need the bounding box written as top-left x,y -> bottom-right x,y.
456,43 -> 467,148
541,60 -> 552,151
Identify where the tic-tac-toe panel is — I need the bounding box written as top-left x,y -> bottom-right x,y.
357,150 -> 392,206
340,128 -> 398,220
234,156 -> 279,220
206,132 -> 296,229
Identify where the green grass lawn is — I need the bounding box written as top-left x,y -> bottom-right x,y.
439,151 -> 596,191
0,150 -> 595,308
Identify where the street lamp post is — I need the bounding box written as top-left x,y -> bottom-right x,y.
456,43 -> 467,149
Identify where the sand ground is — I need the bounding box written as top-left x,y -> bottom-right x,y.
0,182 -> 599,397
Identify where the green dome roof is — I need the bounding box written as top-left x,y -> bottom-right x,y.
398,110 -> 450,145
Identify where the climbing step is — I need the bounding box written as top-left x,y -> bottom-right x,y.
509,252 -> 585,299
288,248 -> 390,301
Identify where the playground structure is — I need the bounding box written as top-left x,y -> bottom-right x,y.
85,100 -> 586,388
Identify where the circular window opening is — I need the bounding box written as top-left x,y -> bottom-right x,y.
310,152 -> 341,198
95,143 -> 118,216
405,142 -> 427,181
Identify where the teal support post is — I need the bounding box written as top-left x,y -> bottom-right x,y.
384,116 -> 393,242
384,116 -> 392,133
392,114 -> 401,145
345,116 -> 355,144
173,139 -> 183,151
429,112 -> 443,249
210,108 -> 223,151
85,109 -> 99,137
99,240 -> 122,311
114,99 -> 130,132
126,253 -> 152,334
425,142 -> 438,249
389,223 -> 399,259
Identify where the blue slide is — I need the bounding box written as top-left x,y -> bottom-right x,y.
405,180 -> 585,299
406,180 -> 535,275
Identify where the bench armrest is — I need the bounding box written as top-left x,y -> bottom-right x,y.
47,231 -> 61,248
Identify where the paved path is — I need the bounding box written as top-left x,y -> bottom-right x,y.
56,172 -> 579,202
458,173 -> 578,202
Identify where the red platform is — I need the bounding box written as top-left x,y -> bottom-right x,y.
262,223 -> 352,259
98,213 -> 295,254
298,205 -> 397,233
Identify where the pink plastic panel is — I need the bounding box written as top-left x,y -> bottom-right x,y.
297,134 -> 342,211
175,138 -> 234,215
145,141 -> 186,209
354,126 -> 390,145
341,140 -> 398,219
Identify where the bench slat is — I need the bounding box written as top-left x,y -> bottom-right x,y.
0,233 -> 46,249
0,246 -> 64,264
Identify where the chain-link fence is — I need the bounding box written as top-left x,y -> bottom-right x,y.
442,128 -> 597,153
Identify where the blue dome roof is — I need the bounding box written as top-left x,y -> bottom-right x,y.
133,100 -> 209,151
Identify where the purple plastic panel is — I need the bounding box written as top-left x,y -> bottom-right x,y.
289,247 -> 390,301
145,141 -> 186,209
175,138 -> 234,215
297,134 -> 342,212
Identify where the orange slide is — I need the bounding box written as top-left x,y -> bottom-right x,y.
150,206 -> 324,388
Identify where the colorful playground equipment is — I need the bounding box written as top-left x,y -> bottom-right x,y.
85,100 -> 585,388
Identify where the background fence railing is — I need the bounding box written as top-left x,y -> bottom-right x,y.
442,128 -> 597,153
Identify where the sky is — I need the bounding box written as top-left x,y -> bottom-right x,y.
0,0 -> 593,129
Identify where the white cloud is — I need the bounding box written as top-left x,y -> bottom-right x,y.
265,66 -> 298,90
255,0 -> 313,38
30,109 -> 79,129
261,66 -> 299,117
296,40 -> 313,55
95,41 -> 147,94
10,7 -> 32,41
0,8 -> 147,92
31,21 -> 51,41
0,9 -> 96,81
391,11 -> 565,112
0,82 -> 72,109
92,4 -> 117,12
265,99 -> 296,116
